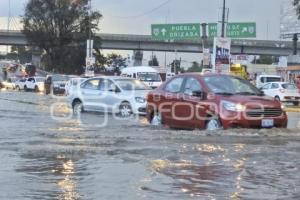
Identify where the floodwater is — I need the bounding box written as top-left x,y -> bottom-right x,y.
0,91 -> 300,200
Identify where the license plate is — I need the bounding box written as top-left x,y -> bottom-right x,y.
262,119 -> 274,128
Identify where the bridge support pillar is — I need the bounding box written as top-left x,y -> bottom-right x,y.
293,33 -> 298,55
31,47 -> 43,68
133,50 -> 143,66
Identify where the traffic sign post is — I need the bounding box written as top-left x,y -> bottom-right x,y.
151,23 -> 201,40
208,22 -> 256,38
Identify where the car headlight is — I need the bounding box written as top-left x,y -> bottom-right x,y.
222,100 -> 246,112
280,103 -> 285,110
135,97 -> 146,103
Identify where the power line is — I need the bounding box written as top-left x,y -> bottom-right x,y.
103,0 -> 174,19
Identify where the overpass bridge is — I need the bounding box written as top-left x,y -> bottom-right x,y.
0,30 -> 297,56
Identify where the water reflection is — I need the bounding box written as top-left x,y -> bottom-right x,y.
57,160 -> 80,200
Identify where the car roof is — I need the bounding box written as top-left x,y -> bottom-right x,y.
92,76 -> 135,80
257,75 -> 281,78
264,82 -> 290,84
121,66 -> 158,73
173,73 -> 235,78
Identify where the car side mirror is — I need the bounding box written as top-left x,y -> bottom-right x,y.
192,90 -> 205,99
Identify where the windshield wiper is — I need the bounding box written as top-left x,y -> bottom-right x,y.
235,92 -> 258,96
215,92 -> 235,96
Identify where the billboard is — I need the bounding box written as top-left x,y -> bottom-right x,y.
212,37 -> 231,74
280,0 -> 300,39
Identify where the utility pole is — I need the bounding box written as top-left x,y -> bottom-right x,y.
88,0 -> 92,58
221,0 -> 226,38
7,0 -> 11,54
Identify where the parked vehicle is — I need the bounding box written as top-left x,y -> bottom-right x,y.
24,77 -> 45,92
15,78 -> 27,91
44,74 -> 70,95
121,66 -> 163,89
146,74 -> 287,130
1,77 -> 17,90
70,76 -> 150,117
65,77 -> 87,96
296,75 -> 300,92
260,82 -> 300,106
256,75 -> 281,89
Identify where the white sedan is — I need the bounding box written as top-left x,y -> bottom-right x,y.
69,76 -> 151,117
24,77 -> 45,92
260,82 -> 300,106
15,78 -> 27,90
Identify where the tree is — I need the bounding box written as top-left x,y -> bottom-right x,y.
148,55 -> 159,66
186,61 -> 203,72
294,0 -> 300,19
251,55 -> 273,64
170,59 -> 185,74
22,0 -> 102,74
106,53 -> 128,73
10,46 -> 32,64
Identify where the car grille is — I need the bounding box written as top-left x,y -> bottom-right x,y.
284,96 -> 300,100
246,108 -> 283,118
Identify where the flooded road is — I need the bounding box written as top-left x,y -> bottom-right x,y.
0,91 -> 300,200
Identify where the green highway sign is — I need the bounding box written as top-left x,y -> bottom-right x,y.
208,22 -> 256,38
151,23 -> 201,40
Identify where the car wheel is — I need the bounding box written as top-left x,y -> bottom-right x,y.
275,96 -> 280,101
293,101 -> 299,106
73,100 -> 83,115
24,85 -> 28,92
151,111 -> 163,126
119,102 -> 132,118
205,118 -> 222,131
16,86 -> 20,91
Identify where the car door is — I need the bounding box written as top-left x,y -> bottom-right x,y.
270,83 -> 280,98
98,78 -> 122,112
181,76 -> 208,129
261,83 -> 271,96
80,78 -> 102,111
162,76 -> 185,128
26,78 -> 35,89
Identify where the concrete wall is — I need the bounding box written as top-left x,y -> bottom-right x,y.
247,64 -> 278,75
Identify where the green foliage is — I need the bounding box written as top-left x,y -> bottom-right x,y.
251,55 -> 273,64
186,61 -> 203,72
294,0 -> 300,19
22,0 -> 102,74
170,59 -> 185,74
148,55 -> 159,66
106,53 -> 128,72
9,46 -> 32,64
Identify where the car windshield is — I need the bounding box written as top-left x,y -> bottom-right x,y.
36,78 -> 45,82
261,77 -> 281,83
53,75 -> 69,81
204,76 -> 261,95
137,72 -> 161,82
115,79 -> 150,91
72,78 -> 86,86
282,83 -> 297,89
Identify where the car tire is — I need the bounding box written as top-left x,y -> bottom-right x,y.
73,100 -> 84,115
16,86 -> 20,91
119,102 -> 132,118
151,111 -> 163,126
24,85 -> 28,92
275,96 -> 280,102
205,117 -> 222,131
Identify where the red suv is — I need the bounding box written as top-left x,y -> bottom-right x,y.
146,73 -> 287,130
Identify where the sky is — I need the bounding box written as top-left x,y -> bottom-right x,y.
0,0 -> 294,67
